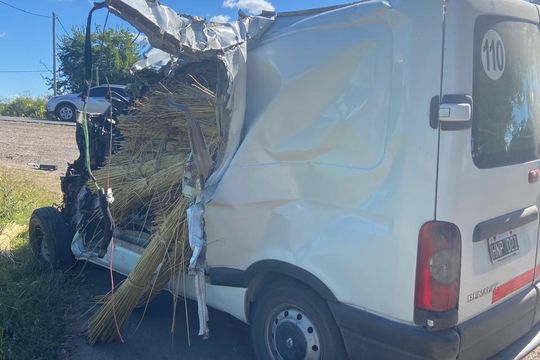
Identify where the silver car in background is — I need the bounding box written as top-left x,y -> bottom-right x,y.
46,85 -> 130,122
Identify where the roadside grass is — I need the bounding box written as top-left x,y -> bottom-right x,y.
0,167 -> 75,360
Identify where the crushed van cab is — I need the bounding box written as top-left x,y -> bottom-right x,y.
29,0 -> 540,359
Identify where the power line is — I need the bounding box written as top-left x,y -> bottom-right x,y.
56,16 -> 69,35
0,0 -> 51,18
0,70 -> 48,73
39,61 -> 53,74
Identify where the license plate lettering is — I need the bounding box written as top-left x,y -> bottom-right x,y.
488,233 -> 519,263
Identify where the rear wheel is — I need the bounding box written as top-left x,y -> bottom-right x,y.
29,207 -> 74,269
55,103 -> 76,122
250,279 -> 346,360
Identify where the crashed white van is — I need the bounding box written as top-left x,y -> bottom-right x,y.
29,0 -> 540,359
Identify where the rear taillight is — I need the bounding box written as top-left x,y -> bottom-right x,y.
415,221 -> 461,312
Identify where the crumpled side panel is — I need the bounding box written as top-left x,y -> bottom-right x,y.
205,0 -> 443,324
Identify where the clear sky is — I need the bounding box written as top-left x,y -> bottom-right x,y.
0,0 -> 349,99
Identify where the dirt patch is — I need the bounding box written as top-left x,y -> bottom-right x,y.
0,120 -> 78,193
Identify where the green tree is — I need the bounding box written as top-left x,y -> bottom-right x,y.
52,26 -> 141,93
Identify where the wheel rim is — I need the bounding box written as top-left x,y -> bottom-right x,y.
58,106 -> 73,120
34,226 -> 51,263
266,308 -> 321,360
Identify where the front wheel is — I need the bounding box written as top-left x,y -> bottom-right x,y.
29,207 -> 74,269
250,279 -> 347,360
55,103 -> 77,122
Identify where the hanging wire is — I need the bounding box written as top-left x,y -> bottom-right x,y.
39,61 -> 53,74
0,0 -> 50,18
0,70 -> 48,73
96,10 -> 111,79
56,16 -> 70,36
97,9 -> 125,344
81,9 -> 110,185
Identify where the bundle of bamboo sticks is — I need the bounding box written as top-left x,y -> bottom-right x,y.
86,72 -> 218,344
94,77 -> 217,224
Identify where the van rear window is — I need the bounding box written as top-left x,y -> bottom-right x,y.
472,17 -> 540,169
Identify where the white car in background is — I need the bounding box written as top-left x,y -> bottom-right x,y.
46,84 -> 130,122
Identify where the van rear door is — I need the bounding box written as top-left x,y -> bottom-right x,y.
436,0 -> 540,323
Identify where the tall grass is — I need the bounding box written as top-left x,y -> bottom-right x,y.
0,167 -> 74,360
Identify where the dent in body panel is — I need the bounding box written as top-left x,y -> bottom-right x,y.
206,1 -> 442,323
244,19 -> 393,171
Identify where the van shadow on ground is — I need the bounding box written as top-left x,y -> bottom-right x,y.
61,263 -> 254,360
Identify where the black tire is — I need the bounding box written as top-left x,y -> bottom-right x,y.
29,207 -> 74,269
250,278 -> 347,360
55,103 -> 77,122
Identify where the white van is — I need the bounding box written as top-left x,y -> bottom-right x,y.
29,0 -> 540,359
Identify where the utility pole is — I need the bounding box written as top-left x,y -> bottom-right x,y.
52,12 -> 57,96
95,65 -> 100,86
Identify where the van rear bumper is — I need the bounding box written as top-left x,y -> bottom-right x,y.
329,286 -> 539,360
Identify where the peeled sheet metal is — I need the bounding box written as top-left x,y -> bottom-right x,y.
107,0 -> 273,58
132,48 -> 172,71
106,0 -> 274,198
186,203 -> 205,268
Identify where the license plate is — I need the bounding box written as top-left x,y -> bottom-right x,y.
488,232 -> 519,263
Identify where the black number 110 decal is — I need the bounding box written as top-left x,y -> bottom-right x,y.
483,38 -> 505,72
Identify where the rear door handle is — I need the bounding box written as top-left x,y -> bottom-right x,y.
439,103 -> 471,122
438,94 -> 473,131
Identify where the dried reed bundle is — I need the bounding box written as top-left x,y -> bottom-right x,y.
86,73 -> 217,344
86,198 -> 190,344
92,79 -> 217,225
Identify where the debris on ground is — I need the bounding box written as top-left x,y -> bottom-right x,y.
28,163 -> 58,171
